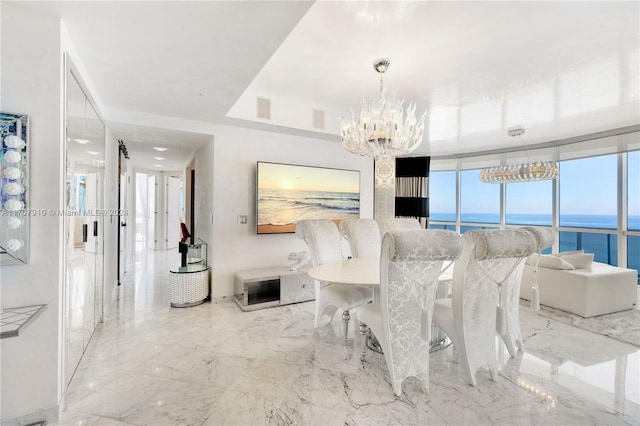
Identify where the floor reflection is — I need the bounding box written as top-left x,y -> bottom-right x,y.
56,248 -> 639,426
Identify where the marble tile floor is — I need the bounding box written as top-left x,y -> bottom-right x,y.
55,249 -> 640,426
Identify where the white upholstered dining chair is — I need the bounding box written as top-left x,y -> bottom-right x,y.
295,220 -> 372,341
497,226 -> 556,358
357,229 -> 463,396
432,229 -> 537,386
339,218 -> 381,259
376,218 -> 422,239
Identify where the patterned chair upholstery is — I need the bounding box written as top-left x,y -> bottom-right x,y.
295,220 -> 372,341
339,218 -> 382,259
498,226 -> 556,356
376,218 -> 422,240
433,229 -> 537,386
357,229 -> 463,396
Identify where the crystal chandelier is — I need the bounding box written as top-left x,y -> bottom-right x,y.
480,127 -> 559,183
341,59 -> 426,159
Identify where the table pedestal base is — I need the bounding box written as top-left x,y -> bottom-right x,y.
364,325 -> 451,354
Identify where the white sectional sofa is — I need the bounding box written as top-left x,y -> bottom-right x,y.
520,259 -> 638,318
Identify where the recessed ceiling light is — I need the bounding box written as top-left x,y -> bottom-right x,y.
87,151 -> 100,155
154,147 -> 167,152
75,139 -> 90,144
153,157 -> 165,161
154,164 -> 162,168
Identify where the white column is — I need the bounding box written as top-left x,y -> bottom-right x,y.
374,156 -> 395,220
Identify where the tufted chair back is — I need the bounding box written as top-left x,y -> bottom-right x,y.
339,218 -> 382,259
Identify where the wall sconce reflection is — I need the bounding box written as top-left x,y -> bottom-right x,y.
7,217 -> 22,229
5,239 -> 24,252
4,199 -> 24,211
3,182 -> 25,195
4,149 -> 22,164
4,167 -> 22,179
4,135 -> 26,149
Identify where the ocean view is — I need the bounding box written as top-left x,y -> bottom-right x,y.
430,213 -> 640,279
257,188 -> 360,227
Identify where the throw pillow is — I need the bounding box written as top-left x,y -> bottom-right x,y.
562,252 -> 594,269
536,254 -> 575,270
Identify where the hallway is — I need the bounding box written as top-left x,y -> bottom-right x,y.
54,249 -> 639,425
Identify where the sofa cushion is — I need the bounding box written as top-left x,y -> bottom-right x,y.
562,252 -> 594,269
537,254 -> 574,270
552,250 -> 585,257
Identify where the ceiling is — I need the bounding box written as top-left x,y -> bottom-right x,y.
21,1 -> 640,168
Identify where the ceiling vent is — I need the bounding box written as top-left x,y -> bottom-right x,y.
312,109 -> 325,129
256,97 -> 271,120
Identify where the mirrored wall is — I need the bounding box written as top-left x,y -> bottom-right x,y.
1,112 -> 29,265
64,58 -> 105,385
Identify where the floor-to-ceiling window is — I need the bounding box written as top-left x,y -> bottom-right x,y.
506,180 -> 552,226
428,170 -> 456,231
460,168 -> 500,233
428,136 -> 639,281
559,154 -> 618,265
628,150 -> 640,275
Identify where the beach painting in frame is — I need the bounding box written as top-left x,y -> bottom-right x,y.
257,162 -> 360,234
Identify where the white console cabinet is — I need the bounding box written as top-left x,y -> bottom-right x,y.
234,266 -> 314,311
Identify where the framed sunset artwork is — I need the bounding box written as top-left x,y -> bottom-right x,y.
256,161 -> 360,234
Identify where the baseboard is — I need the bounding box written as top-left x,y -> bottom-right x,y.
210,295 -> 234,304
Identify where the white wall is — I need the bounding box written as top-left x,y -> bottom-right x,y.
1,5 -> 121,422
0,3 -> 63,422
194,138 -> 214,248
197,125 -> 374,299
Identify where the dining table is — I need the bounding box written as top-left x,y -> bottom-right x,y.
308,256 -> 453,352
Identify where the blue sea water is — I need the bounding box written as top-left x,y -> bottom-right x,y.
429,213 -> 640,279
257,188 -> 359,226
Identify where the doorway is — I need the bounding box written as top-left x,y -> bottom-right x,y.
165,175 -> 182,250
117,148 -> 128,285
135,172 -> 156,251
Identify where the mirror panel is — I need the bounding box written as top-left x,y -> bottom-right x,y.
64,63 -> 105,385
1,112 -> 29,265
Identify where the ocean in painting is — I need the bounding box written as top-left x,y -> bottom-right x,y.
429,213 -> 640,279
257,188 -> 360,227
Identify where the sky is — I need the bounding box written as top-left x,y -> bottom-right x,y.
257,162 -> 360,193
429,151 -> 640,218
